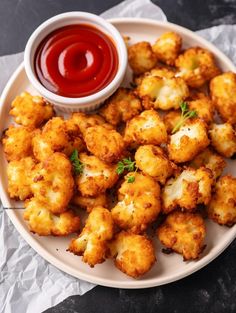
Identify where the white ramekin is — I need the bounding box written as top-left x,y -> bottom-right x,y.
24,12 -> 127,112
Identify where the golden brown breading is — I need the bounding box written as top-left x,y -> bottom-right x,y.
71,193 -> 108,212
9,91 -> 54,127
7,157 -> 36,200
76,153 -> 119,197
164,110 -> 182,134
134,67 -> 176,86
68,206 -> 114,267
2,125 -> 35,161
189,148 -> 226,179
70,112 -> 112,137
111,172 -> 161,233
207,175 -> 236,226
128,41 -> 157,74
209,123 -> 236,158
124,110 -> 167,146
175,47 -> 220,88
31,153 -> 74,214
188,95 -> 215,124
32,117 -> 84,161
138,75 -> 189,110
84,125 -> 125,163
135,145 -> 176,184
24,198 -> 80,236
99,88 -> 142,126
157,211 -> 206,260
210,72 -> 236,124
162,167 -> 213,214
109,231 -> 156,278
152,32 -> 182,66
168,118 -> 210,163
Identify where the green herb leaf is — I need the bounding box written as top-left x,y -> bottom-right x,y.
70,150 -> 84,175
116,157 -> 136,175
127,176 -> 135,183
172,102 -> 198,134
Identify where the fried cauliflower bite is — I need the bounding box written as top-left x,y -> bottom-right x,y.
189,148 -> 226,179
135,145 -> 176,184
134,67 -> 176,86
210,72 -> 236,124
84,125 -> 125,164
162,167 -> 213,214
7,157 -> 36,200
152,32 -> 182,66
164,110 -> 182,134
207,175 -> 236,226
99,88 -> 142,126
138,75 -> 189,110
76,153 -> 118,197
24,198 -> 80,236
109,231 -> 156,278
9,91 -> 54,127
111,172 -> 161,233
72,193 -> 108,212
32,117 -> 84,161
209,123 -> 236,158
188,96 -> 215,124
124,110 -> 167,146
157,211 -> 206,260
2,125 -> 35,161
68,206 -> 114,267
70,112 -> 112,137
175,47 -> 220,88
168,118 -> 210,163
128,42 -> 157,74
31,153 -> 74,214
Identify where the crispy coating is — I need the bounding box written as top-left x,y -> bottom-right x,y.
9,91 -> 54,127
189,148 -> 226,179
210,72 -> 236,124
84,125 -> 125,163
138,75 -> 189,110
70,112 -> 111,137
7,157 -> 36,200
209,123 -> 236,158
31,153 -> 74,214
162,167 -> 213,214
157,211 -> 206,260
32,117 -> 84,161
76,153 -> 119,197
128,42 -> 157,74
175,47 -> 220,88
134,67 -> 176,86
99,88 -> 142,126
135,145 -> 176,184
111,172 -> 161,233
164,110 -> 182,134
68,206 -> 114,267
168,118 -> 210,163
2,125 -> 35,161
109,231 -> 156,278
207,175 -> 236,226
72,193 -> 108,212
188,95 -> 215,124
152,32 -> 182,66
24,198 -> 80,236
124,110 -> 167,146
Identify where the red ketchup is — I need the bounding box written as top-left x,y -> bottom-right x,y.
34,24 -> 118,98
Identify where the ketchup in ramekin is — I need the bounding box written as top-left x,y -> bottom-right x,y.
34,24 -> 118,98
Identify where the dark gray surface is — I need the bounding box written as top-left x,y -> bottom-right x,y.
1,0 -> 236,312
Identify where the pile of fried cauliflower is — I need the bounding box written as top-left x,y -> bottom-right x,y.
2,31 -> 236,279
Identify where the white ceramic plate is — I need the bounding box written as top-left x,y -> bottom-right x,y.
0,18 -> 236,289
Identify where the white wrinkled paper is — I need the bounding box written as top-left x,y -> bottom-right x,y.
1,0 -> 236,311
0,1 -> 166,312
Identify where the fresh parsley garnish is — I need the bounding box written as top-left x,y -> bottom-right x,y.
116,157 -> 137,183
70,150 -> 84,175
172,102 -> 197,134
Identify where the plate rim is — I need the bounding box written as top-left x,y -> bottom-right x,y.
1,17 -> 236,289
